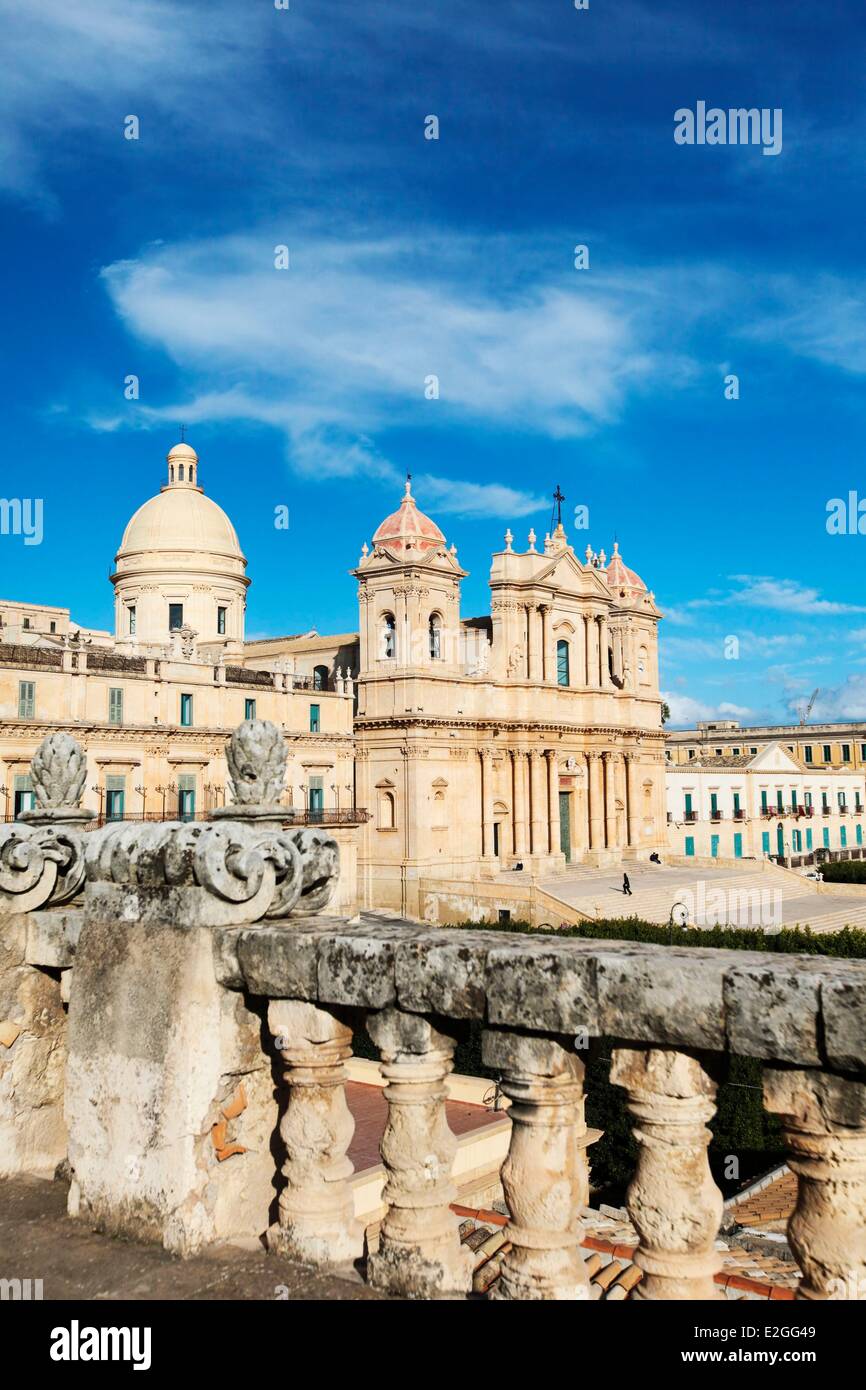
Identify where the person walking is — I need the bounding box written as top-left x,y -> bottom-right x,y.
623,872 -> 632,896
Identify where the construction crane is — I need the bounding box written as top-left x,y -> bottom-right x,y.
799,689 -> 819,725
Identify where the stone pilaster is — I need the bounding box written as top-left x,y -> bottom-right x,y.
610,1046 -> 723,1299
482,1030 -> 590,1300
367,1009 -> 473,1298
512,749 -> 528,856
546,749 -> 559,855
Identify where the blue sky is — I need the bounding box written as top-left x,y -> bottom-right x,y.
2,0 -> 866,726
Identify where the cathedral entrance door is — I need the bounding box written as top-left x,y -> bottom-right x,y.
559,792 -> 571,862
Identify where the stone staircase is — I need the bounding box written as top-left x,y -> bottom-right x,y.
539,862 -> 866,933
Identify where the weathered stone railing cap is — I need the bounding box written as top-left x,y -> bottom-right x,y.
215,920 -> 866,1075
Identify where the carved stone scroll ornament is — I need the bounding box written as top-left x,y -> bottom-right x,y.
0,732 -> 94,912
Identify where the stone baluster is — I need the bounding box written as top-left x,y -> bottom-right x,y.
482,1029 -> 591,1300
610,1046 -> 723,1299
267,998 -> 363,1266
367,1008 -> 473,1298
763,1067 -> 866,1300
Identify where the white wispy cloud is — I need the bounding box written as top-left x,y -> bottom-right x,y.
90,230 -> 694,517
663,692 -> 756,726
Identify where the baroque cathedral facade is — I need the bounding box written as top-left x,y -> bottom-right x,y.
0,441 -> 666,917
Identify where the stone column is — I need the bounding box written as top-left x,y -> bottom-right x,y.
529,749 -> 546,854
626,752 -> 640,849
763,1068 -> 866,1300
546,749 -> 559,855
482,1030 -> 591,1300
603,752 -> 617,850
610,1047 -> 723,1299
587,752 -> 604,851
597,613 -> 609,687
512,749 -> 528,856
367,1009 -> 473,1298
586,614 -> 599,688
267,999 -> 363,1266
480,748 -> 495,860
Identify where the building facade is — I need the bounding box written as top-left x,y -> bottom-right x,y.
667,718 -> 866,773
666,743 -> 866,866
1,441 -> 668,916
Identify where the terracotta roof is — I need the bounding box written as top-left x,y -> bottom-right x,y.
372,480 -> 445,557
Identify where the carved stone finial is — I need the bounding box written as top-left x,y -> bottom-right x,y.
504,528 -> 513,551
225,719 -> 287,808
30,732 -> 87,810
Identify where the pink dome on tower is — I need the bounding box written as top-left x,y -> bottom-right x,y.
372,478 -> 445,557
604,541 -> 647,596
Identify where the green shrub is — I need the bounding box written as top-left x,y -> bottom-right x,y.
819,859 -> 866,885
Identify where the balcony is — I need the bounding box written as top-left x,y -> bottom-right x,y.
683,810 -> 697,822
822,806 -> 832,816
732,809 -> 747,821
709,810 -> 724,822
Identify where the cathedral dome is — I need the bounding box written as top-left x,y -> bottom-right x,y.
372,478 -> 445,557
604,542 -> 646,597
118,443 -> 244,560
111,440 -> 248,650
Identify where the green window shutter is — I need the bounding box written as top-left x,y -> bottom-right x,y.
109,687 -> 123,724
556,640 -> 569,687
18,681 -> 35,718
309,703 -> 320,733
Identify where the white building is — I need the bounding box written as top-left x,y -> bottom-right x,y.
666,743 -> 866,865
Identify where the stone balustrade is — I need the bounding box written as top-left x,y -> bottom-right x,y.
2,723 -> 866,1298
216,919 -> 866,1300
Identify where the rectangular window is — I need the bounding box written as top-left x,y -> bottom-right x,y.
805,792 -> 813,808
861,744 -> 866,760
50,620 -> 56,633
733,792 -> 740,813
823,744 -> 832,762
733,833 -> 742,858
217,606 -> 227,635
750,747 -> 757,755
180,693 -> 193,727
244,698 -> 256,720
684,836 -> 695,857
806,829 -> 813,850
857,792 -> 863,810
822,793 -> 829,810
792,829 -> 801,853
14,774 -> 35,817
710,793 -> 718,816
823,827 -> 830,848
105,774 -> 125,822
309,703 -> 320,734
169,603 -> 184,631
842,744 -> 851,763
791,789 -> 798,808
308,776 -> 324,821
710,834 -> 719,858
776,790 -> 784,811
684,793 -> 692,816
761,790 -> 768,811
18,680 -> 35,719
732,747 -> 740,756
804,745 -> 813,763
128,605 -> 136,636
178,773 -> 196,823
556,640 -> 569,687
839,791 -> 847,809
108,687 -> 123,725
761,831 -> 770,854
841,825 -> 848,848
857,824 -> 863,846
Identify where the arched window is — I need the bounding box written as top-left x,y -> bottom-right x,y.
170,465 -> 175,482
178,464 -> 185,481
556,639 -> 570,686
313,664 -> 328,691
381,613 -> 396,659
429,613 -> 442,659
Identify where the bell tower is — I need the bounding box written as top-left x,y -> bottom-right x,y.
353,477 -> 467,677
